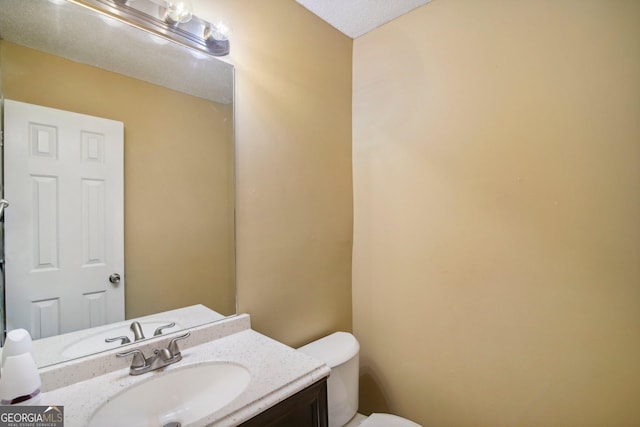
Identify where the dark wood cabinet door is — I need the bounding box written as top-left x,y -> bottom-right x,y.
238,378 -> 328,427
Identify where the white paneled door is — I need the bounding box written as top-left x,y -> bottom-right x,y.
4,100 -> 124,339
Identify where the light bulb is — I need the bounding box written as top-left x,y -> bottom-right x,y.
204,21 -> 231,42
164,0 -> 193,24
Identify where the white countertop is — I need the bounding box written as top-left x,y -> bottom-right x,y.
39,316 -> 330,426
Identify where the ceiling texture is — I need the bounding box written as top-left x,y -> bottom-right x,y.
295,0 -> 432,39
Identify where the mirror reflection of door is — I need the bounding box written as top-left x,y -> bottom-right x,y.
4,100 -> 124,339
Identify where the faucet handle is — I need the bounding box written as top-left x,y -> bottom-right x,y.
167,332 -> 190,357
153,322 -> 176,336
116,349 -> 147,369
105,335 -> 131,345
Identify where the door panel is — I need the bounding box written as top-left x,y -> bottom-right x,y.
4,99 -> 124,338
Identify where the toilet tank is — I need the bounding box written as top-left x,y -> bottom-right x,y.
298,332 -> 360,427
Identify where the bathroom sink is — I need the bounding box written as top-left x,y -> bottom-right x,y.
88,362 -> 251,427
61,320 -> 182,358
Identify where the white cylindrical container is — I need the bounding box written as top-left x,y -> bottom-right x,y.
0,353 -> 41,405
2,329 -> 36,368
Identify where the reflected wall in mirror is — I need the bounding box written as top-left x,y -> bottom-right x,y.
0,0 -> 236,365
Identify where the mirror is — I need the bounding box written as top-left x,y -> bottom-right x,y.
0,0 -> 236,366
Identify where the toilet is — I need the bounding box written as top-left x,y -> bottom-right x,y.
298,332 -> 421,427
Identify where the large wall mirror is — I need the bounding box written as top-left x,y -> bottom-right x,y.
0,0 -> 236,366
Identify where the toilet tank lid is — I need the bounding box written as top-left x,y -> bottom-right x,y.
297,332 -> 360,368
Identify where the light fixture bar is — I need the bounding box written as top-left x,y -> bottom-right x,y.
68,0 -> 230,56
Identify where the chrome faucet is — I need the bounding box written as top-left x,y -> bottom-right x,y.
130,321 -> 146,341
117,332 -> 190,375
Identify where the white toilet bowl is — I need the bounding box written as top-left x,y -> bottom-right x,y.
298,332 -> 421,427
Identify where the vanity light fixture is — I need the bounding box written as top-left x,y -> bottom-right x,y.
69,0 -> 230,56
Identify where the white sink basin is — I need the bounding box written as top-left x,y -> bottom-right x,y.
88,362 -> 251,427
61,320 -> 182,358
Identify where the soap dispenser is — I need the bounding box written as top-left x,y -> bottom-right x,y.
0,329 -> 41,405
1,329 -> 35,367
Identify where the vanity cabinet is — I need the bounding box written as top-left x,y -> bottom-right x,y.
239,378 -> 328,427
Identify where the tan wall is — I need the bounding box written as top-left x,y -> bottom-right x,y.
1,42 -> 235,318
353,1 -> 640,426
193,0 -> 354,346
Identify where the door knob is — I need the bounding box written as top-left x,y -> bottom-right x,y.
109,273 -> 121,285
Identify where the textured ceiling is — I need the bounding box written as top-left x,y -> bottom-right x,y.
296,0 -> 432,39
